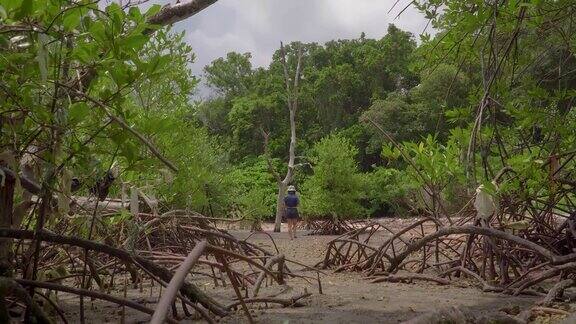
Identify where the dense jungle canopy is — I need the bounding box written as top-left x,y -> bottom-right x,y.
0,0 -> 574,225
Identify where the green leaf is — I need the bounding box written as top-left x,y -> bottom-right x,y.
145,4 -> 161,17
109,62 -> 129,86
111,130 -> 128,145
63,9 -> 81,31
479,181 -> 498,196
88,21 -> 107,43
122,34 -> 149,51
128,7 -> 142,22
105,2 -> 123,15
121,141 -> 138,164
68,102 -> 90,124
381,144 -> 398,159
72,42 -> 98,63
0,0 -> 22,12
16,0 -> 32,19
0,5 -> 7,20
147,54 -> 171,74
0,35 -> 8,49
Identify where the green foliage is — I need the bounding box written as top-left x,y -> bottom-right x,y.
382,132 -> 468,213
122,30 -> 228,214
5,0 -> 574,225
227,157 -> 278,221
361,93 -> 426,146
0,0 -> 177,198
361,63 -> 471,151
301,134 -> 365,219
204,52 -> 253,97
0,1 -> 234,220
145,109 -> 229,213
199,25 -> 419,167
363,167 -> 412,216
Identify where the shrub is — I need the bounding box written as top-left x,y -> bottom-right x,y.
301,134 -> 365,219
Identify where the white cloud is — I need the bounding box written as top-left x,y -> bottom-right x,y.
138,0 -> 431,96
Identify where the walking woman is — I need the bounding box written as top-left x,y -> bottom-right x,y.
284,185 -> 300,239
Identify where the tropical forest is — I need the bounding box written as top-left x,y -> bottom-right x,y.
1,0 -> 576,323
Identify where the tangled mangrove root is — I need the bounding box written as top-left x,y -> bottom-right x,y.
321,189 -> 576,301
301,218 -> 369,235
0,210 -> 319,323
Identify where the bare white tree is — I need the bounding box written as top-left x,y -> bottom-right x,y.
263,42 -> 303,233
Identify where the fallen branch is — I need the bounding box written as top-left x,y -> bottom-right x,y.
538,278 -> 575,306
253,254 -> 285,297
370,273 -> 451,285
226,292 -> 312,310
150,241 -> 207,324
147,0 -> 217,28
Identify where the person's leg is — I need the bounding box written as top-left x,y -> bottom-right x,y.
293,219 -> 298,238
288,219 -> 295,239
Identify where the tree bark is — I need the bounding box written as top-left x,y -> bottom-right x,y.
146,0 -> 218,29
274,182 -> 288,232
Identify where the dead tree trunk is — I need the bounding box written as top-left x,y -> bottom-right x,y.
270,42 -> 303,233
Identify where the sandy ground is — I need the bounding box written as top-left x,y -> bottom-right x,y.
52,220 -> 555,323
220,226 -> 538,324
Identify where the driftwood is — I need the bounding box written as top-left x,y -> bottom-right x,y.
538,279 -> 575,306
225,292 -> 312,310
369,273 -> 451,285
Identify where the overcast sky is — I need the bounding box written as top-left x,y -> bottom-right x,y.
132,0 -> 430,97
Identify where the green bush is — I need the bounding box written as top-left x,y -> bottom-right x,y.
227,156 -> 278,221
301,134 -> 365,219
129,106 -> 231,215
363,167 -> 413,217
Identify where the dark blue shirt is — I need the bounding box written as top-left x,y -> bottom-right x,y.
284,194 -> 299,208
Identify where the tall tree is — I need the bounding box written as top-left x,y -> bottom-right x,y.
264,42 -> 304,232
